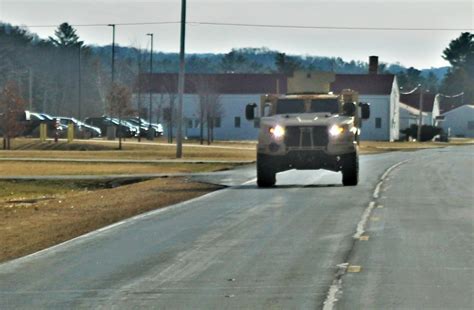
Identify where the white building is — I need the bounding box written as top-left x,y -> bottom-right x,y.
399,93 -> 440,127
135,71 -> 400,141
399,102 -> 430,130
441,105 -> 474,138
330,74 -> 400,141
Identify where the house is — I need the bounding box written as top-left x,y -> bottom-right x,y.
330,73 -> 400,141
134,58 -> 400,141
399,102 -> 428,130
399,93 -> 440,127
136,73 -> 286,140
440,105 -> 474,138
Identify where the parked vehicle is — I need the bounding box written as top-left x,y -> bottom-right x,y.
109,118 -> 140,136
84,116 -> 138,138
23,111 -> 66,137
57,117 -> 102,138
126,117 -> 164,137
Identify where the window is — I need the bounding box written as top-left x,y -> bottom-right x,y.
275,99 -> 305,114
214,117 -> 221,128
375,117 -> 382,129
186,119 -> 193,129
194,119 -> 200,128
234,117 -> 241,128
310,99 -> 339,114
468,121 -> 474,130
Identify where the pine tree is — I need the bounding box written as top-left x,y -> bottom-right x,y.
49,22 -> 83,48
441,32 -> 473,104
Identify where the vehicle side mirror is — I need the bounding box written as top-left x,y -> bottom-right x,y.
246,103 -> 257,120
360,102 -> 370,120
343,102 -> 356,116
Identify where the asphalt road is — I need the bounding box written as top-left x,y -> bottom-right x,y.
0,146 -> 472,309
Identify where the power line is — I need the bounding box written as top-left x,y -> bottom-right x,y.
437,92 -> 464,98
400,85 -> 421,95
23,21 -> 180,28
189,21 -> 474,32
21,21 -> 474,31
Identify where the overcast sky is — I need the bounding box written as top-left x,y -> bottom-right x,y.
1,0 -> 472,69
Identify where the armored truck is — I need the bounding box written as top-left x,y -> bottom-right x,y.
246,71 -> 370,187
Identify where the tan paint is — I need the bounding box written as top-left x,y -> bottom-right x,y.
347,265 -> 362,273
287,71 -> 335,94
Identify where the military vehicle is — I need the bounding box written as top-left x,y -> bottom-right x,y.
246,71 -> 370,187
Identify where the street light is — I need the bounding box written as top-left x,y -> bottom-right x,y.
146,33 -> 154,140
108,24 -> 116,83
417,84 -> 424,142
176,0 -> 187,158
78,45 -> 82,120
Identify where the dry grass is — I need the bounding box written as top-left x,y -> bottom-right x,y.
0,161 -> 233,176
3,138 -> 256,161
2,138 -> 472,162
0,178 -> 221,262
359,139 -> 474,154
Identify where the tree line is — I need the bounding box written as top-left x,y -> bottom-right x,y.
1,21 -> 472,142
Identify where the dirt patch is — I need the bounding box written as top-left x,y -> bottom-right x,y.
0,178 -> 222,263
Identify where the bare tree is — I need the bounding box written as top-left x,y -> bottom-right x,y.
206,94 -> 223,144
0,81 -> 26,149
193,75 -> 223,144
107,83 -> 133,150
129,44 -> 147,141
162,91 -> 177,143
158,77 -> 178,143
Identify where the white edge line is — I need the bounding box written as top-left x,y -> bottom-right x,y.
322,263 -> 349,310
242,177 -> 257,185
353,201 -> 376,239
373,181 -> 383,199
0,181 -> 235,270
322,279 -> 342,310
325,160 -> 410,309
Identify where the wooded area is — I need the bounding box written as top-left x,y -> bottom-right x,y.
0,21 -> 472,126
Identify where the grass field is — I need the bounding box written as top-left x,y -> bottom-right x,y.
0,178 -> 221,262
1,138 -> 472,161
0,161 -> 233,176
2,138 -> 256,161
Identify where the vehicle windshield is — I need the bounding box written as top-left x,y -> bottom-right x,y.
310,99 -> 339,114
275,99 -> 305,114
40,114 -> 54,120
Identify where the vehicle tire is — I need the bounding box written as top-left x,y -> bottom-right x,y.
342,152 -> 359,186
257,154 -> 276,187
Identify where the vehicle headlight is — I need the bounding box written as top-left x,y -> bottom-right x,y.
329,125 -> 345,137
269,125 -> 285,139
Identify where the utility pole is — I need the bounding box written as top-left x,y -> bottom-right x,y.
147,33 -> 154,140
417,84 -> 424,142
108,24 -> 119,148
28,69 -> 33,111
108,24 -> 116,83
176,0 -> 187,158
78,45 -> 82,120
137,50 -> 142,142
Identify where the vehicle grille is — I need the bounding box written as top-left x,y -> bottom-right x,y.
285,126 -> 328,148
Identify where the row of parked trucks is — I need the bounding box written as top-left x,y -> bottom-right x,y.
24,112 -> 164,139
